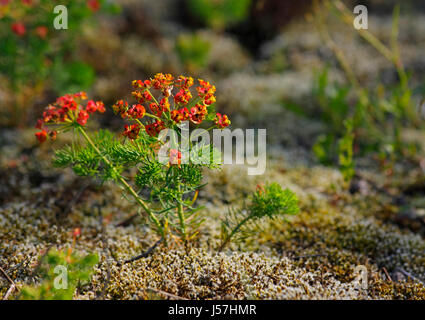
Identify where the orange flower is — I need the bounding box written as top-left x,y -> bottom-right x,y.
189,104 -> 207,124
35,130 -> 47,143
86,100 -> 97,113
175,76 -> 194,89
174,89 -> 192,105
74,92 -> 88,100
171,107 -> 190,124
112,100 -> 129,118
35,26 -> 48,39
197,79 -> 216,105
96,101 -> 105,113
160,97 -> 170,111
215,113 -> 231,128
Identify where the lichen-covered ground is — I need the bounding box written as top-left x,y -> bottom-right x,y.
1,0 -> 425,300
1,127 -> 425,300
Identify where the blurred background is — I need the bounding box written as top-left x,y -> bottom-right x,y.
1,0 -> 425,211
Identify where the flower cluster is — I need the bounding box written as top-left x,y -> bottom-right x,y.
118,73 -> 230,140
214,113 -> 231,129
35,92 -> 105,143
36,74 -> 231,144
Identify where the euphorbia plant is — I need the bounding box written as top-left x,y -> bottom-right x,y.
35,73 -> 231,244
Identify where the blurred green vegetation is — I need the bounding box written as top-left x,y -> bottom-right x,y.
19,248 -> 98,300
175,32 -> 211,72
308,1 -> 421,183
187,0 -> 252,30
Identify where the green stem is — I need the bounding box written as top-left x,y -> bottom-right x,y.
177,184 -> 186,242
144,113 -> 161,121
218,215 -> 251,252
77,127 -> 164,237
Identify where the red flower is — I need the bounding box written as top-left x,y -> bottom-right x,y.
128,104 -> 146,119
11,22 -> 26,36
145,120 -> 165,137
57,94 -> 77,111
175,76 -> 194,90
197,79 -> 216,105
112,100 -> 129,118
77,110 -> 89,126
171,107 -> 190,124
149,103 -> 163,117
86,100 -> 97,113
35,26 -> 48,39
174,89 -> 192,105
256,183 -> 265,195
87,0 -> 100,12
132,79 -> 151,89
72,228 -> 81,238
123,124 -> 141,140
21,0 -> 32,5
74,92 -> 88,100
160,97 -> 170,111
151,73 -> 173,90
145,123 -> 157,137
35,130 -> 48,143
215,113 -> 231,128
203,93 -> 216,105
36,93 -> 106,143
96,101 -> 105,113
190,104 -> 207,124
143,91 -> 152,102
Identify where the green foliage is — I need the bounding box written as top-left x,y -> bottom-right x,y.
0,0 -> 107,90
338,119 -> 355,183
312,68 -> 351,165
313,133 -> 335,166
19,248 -> 98,300
52,61 -> 96,95
314,68 -> 350,133
220,183 -> 299,250
53,127 -> 219,241
175,33 -> 211,71
249,183 -> 299,218
187,0 -> 252,30
311,66 -> 415,183
308,1 -> 421,184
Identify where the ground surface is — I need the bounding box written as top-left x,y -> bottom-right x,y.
1,128 -> 425,300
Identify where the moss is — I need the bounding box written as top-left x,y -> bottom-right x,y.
1,132 -> 424,300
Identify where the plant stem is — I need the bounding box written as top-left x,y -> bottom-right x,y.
77,127 -> 164,237
218,215 -> 251,252
177,184 -> 187,242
